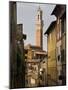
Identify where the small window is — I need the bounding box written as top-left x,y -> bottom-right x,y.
58,55 -> 60,61
61,19 -> 64,33
38,15 -> 39,20
25,56 -> 27,59
25,50 -> 28,54
43,61 -> 45,63
61,49 -> 65,62
59,75 -> 63,80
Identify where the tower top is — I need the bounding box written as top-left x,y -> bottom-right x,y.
37,6 -> 42,12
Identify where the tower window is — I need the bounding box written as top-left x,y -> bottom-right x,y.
38,15 -> 39,20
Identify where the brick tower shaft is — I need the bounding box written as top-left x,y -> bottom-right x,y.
35,7 -> 43,49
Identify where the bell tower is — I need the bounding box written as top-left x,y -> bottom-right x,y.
35,6 -> 43,49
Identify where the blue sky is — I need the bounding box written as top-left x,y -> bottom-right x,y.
17,2 -> 56,51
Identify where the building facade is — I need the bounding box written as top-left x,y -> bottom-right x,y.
10,2 -> 26,88
25,60 -> 40,87
40,57 -> 48,86
44,21 -> 57,86
16,24 -> 26,88
52,5 -> 66,85
9,2 -> 17,88
44,5 -> 66,86
24,44 -> 47,87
